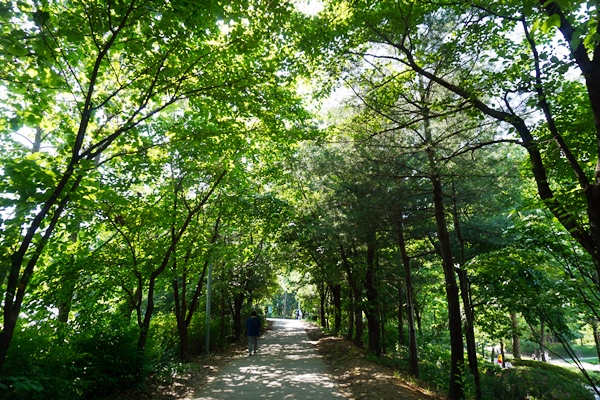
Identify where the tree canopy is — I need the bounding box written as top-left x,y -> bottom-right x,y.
2,1 -> 600,399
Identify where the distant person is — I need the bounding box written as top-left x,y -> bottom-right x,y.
497,354 -> 503,365
246,310 -> 261,356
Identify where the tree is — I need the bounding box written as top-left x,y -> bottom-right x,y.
0,0 -> 312,372
331,0 -> 600,273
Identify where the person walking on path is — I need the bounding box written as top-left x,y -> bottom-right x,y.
246,310 -> 261,355
196,318 -> 345,399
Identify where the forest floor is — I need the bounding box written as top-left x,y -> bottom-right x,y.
110,322 -> 444,400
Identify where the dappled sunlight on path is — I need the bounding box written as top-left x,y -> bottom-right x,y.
193,318 -> 345,399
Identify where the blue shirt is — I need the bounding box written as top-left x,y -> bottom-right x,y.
246,316 -> 261,336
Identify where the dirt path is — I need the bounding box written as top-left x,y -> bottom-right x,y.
109,319 -> 443,400
192,318 -> 345,399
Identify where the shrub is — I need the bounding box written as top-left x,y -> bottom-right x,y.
0,314 -> 143,400
0,320 -> 83,399
481,361 -> 594,400
71,318 -> 142,399
417,344 -> 453,391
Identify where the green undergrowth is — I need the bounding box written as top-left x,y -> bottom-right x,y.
480,359 -> 596,400
363,347 -> 597,400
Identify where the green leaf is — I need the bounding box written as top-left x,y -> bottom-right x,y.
542,14 -> 561,32
6,43 -> 29,56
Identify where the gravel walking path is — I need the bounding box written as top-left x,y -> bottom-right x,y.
193,318 -> 346,399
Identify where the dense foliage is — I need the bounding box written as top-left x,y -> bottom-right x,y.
2,0 -> 600,399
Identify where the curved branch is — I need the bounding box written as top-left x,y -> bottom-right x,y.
522,16 -> 590,191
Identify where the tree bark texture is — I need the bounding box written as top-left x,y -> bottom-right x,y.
511,312 -> 522,360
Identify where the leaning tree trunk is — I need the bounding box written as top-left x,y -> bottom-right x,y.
592,321 -> 600,363
414,302 -> 422,335
138,170 -> 226,361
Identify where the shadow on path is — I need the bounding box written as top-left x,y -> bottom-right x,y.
193,318 -> 346,399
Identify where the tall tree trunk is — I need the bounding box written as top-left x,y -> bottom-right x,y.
397,217 -> 418,377
424,109 -> 464,399
456,268 -> 480,399
511,312 -> 522,360
57,230 -> 79,323
173,258 -> 209,361
346,287 -> 354,341
137,171 -> 226,359
381,318 -> 386,354
364,240 -> 381,356
319,283 -> 328,328
1,172 -> 82,371
540,321 -> 546,362
330,283 -> 342,335
415,302 -> 422,335
57,268 -> 76,323
174,216 -> 219,361
354,303 -> 364,348
591,321 -> 600,363
173,273 -> 191,362
450,178 -> 481,399
341,244 -> 364,347
535,2 -> 600,274
397,283 -> 405,347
